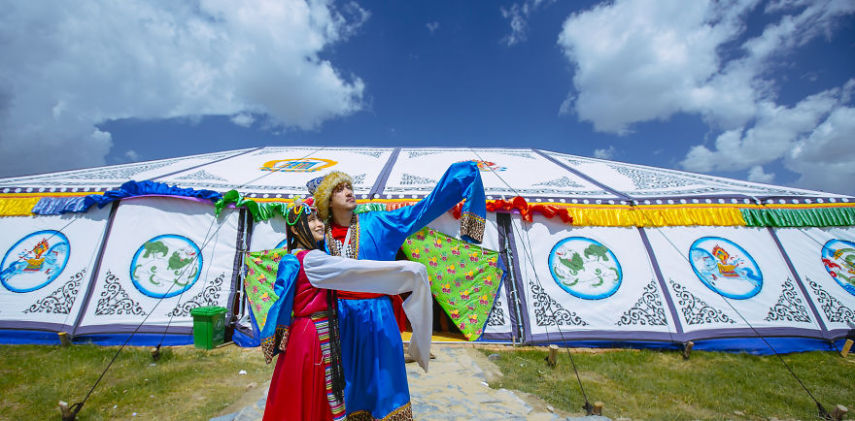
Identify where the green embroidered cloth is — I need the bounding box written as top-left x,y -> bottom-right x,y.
243,247 -> 287,331
401,227 -> 504,341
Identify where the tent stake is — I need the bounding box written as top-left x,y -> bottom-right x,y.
151,345 -> 161,361
546,344 -> 558,367
681,341 -> 694,360
840,339 -> 853,358
830,404 -> 848,421
58,401 -> 82,421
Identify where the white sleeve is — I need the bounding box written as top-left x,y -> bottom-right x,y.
302,249 -> 433,372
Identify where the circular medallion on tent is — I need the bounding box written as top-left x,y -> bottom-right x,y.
0,230 -> 70,293
130,234 -> 202,298
260,158 -> 337,173
689,237 -> 762,300
821,239 -> 855,296
548,237 -> 622,300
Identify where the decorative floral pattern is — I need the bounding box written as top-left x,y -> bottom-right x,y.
668,280 -> 735,325
351,150 -> 384,158
24,269 -> 86,314
764,278 -> 812,323
486,297 -> 506,327
407,150 -> 441,159
606,162 -> 808,196
401,227 -> 504,340
95,271 -> 146,316
534,177 -> 584,188
616,279 -> 667,326
806,277 -> 855,323
351,173 -> 367,186
175,169 -> 228,182
612,166 -> 696,190
400,173 -> 438,186
529,281 -> 589,327
166,273 -> 225,317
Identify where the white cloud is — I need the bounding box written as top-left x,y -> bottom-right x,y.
785,102 -> 855,194
593,145 -> 616,160
426,21 -> 440,34
500,0 -> 554,46
230,113 -> 256,128
747,165 -> 775,183
124,149 -> 141,162
0,0 -> 368,177
556,0 -> 855,194
681,86 -> 842,172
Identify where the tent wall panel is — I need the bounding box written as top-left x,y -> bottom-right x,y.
74,197 -> 240,337
511,215 -> 680,344
773,227 -> 855,336
646,226 -> 823,340
0,208 -> 111,335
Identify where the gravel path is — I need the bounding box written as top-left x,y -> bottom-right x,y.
211,345 -> 611,421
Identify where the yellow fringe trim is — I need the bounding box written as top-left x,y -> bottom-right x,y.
0,192 -> 99,198
0,197 -> 41,216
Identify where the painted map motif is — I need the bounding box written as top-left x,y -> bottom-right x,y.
689,237 -> 762,300
1,230 -> 70,293
548,237 -> 622,300
130,235 -> 202,298
821,239 -> 855,297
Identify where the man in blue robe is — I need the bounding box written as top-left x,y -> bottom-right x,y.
308,161 -> 486,420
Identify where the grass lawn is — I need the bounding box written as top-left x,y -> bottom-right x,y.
0,343 -> 272,420
480,347 -> 854,420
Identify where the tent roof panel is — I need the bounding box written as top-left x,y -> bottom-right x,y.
383,148 -> 620,200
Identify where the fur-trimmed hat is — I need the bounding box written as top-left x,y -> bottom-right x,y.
313,171 -> 353,221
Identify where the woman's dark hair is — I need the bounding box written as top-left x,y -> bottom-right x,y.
285,205 -> 321,252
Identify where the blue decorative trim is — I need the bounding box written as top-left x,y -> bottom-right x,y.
83,180 -> 224,211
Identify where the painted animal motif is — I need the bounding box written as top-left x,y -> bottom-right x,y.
142,240 -> 169,258
558,252 -> 584,275
168,248 -> 198,283
583,244 -> 609,262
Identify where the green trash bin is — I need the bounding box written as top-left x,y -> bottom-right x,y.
190,306 -> 228,349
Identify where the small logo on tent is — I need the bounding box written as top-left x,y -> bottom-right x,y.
260,158 -> 338,172
821,239 -> 855,297
130,234 -> 202,298
457,160 -> 507,172
548,237 -> 622,300
689,237 -> 762,300
1,230 -> 70,293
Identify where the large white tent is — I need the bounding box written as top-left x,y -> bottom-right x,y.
1,146 -> 853,352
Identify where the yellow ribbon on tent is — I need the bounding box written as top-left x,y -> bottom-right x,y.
0,197 -> 41,216
561,205 -> 746,227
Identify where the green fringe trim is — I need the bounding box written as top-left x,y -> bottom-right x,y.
215,191 -> 388,222
741,207 -> 855,227
354,203 -> 386,214
215,190 -> 288,222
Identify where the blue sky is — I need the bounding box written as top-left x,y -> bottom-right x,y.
1,0 -> 854,194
